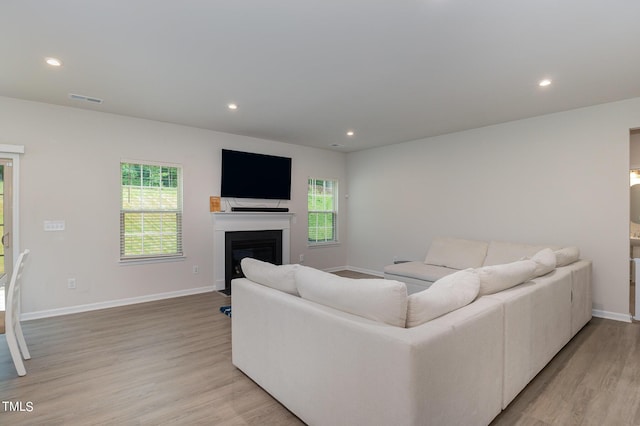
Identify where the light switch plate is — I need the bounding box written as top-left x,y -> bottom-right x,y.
44,220 -> 65,231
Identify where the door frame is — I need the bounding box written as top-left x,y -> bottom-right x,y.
0,158 -> 14,278
0,145 -> 24,274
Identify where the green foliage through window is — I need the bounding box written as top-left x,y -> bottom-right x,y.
308,178 -> 337,243
120,162 -> 183,259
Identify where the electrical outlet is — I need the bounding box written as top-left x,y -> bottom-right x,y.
68,278 -> 76,289
299,254 -> 304,263
193,265 -> 199,274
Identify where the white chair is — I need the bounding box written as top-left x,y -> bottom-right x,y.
5,249 -> 31,376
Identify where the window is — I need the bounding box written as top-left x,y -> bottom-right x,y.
308,178 -> 338,244
120,161 -> 183,260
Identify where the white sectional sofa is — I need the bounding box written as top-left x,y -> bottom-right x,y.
231,239 -> 592,426
385,237 -> 569,294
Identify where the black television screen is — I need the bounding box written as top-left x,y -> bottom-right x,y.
221,149 -> 292,200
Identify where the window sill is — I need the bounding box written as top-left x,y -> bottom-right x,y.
308,241 -> 341,248
119,255 -> 186,266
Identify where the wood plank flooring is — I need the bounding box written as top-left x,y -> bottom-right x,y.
0,288 -> 639,425
0,292 -> 303,425
492,317 -> 640,426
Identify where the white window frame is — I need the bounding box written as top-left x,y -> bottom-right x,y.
120,160 -> 184,262
307,177 -> 339,246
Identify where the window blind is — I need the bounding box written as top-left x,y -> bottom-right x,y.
120,162 -> 183,260
308,178 -> 337,244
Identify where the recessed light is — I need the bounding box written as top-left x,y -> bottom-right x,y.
538,79 -> 552,87
45,57 -> 62,67
346,130 -> 355,137
331,143 -> 344,148
227,103 -> 238,110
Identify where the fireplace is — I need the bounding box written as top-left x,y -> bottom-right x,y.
212,211 -> 292,294
224,230 -> 283,295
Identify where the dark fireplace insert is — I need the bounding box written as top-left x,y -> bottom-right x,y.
224,229 -> 283,295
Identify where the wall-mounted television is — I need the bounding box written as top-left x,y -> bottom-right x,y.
221,149 -> 292,200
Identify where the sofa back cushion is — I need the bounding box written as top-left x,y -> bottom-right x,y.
295,266 -> 408,327
477,260 -> 537,296
241,257 -> 299,296
406,269 -> 480,327
424,237 -> 489,269
483,241 -> 558,266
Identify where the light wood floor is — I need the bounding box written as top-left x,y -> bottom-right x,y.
0,292 -> 304,425
1,288 -> 639,425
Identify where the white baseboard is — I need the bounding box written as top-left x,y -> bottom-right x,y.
592,309 -> 632,323
345,266 -> 384,277
322,265 -> 346,273
21,286 -> 215,321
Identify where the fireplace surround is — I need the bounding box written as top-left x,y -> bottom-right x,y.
212,212 -> 293,294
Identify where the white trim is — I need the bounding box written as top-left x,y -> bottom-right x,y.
633,258 -> 640,322
308,241 -> 341,248
120,161 -> 184,261
322,266 -> 345,273
121,157 -> 180,168
119,255 -> 186,266
592,309 -> 632,323
0,144 -> 25,154
20,285 -> 215,321
0,151 -> 21,265
308,177 -> 339,245
212,212 -> 293,291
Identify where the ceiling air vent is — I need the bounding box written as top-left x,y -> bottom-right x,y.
68,93 -> 103,104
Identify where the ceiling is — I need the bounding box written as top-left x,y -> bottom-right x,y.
2,1 -> 640,152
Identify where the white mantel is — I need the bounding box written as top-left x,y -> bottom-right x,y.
212,212 -> 294,291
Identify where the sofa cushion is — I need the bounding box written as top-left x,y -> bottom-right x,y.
554,246 -> 580,267
406,269 -> 480,327
295,266 -> 408,327
477,260 -> 537,296
530,248 -> 557,277
383,261 -> 457,283
424,237 -> 489,269
483,241 -> 558,266
240,257 -> 299,296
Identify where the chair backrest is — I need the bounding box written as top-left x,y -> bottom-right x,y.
6,249 -> 30,332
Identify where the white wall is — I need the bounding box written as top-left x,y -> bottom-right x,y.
0,96 -> 347,316
347,97 -> 640,320
4,92 -> 638,320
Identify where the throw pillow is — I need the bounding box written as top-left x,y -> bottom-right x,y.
477,260 -> 537,296
240,257 -> 299,296
554,246 -> 580,267
406,269 -> 480,327
295,266 -> 408,327
530,248 -> 557,277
